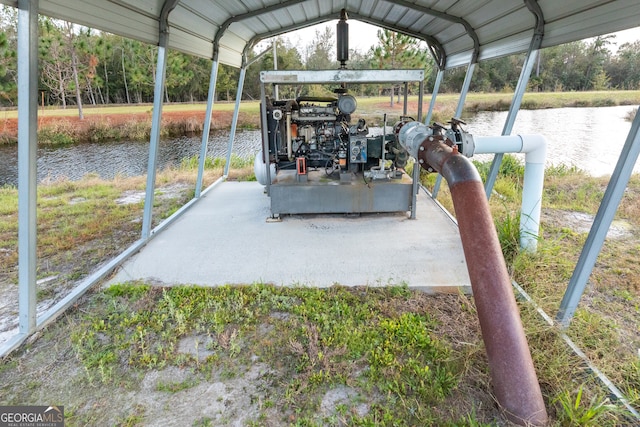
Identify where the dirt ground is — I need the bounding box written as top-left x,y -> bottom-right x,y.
0,285 -> 503,427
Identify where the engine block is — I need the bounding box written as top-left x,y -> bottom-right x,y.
262,94 -> 408,178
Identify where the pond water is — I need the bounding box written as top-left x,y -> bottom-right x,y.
0,130 -> 262,186
468,105 -> 639,177
0,105 -> 638,187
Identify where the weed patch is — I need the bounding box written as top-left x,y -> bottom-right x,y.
61,283 -> 485,425
1,281 -> 632,425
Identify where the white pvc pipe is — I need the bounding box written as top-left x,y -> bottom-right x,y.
472,134 -> 547,252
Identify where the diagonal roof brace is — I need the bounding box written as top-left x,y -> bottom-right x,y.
244,13 -> 338,56
158,0 -> 181,45
240,10 -> 448,72
212,0 -> 306,58
388,0 -> 480,64
159,0 -> 181,32
347,12 -> 447,71
244,16 -> 444,72
217,2 -> 471,70
524,0 -> 545,50
524,0 -> 545,38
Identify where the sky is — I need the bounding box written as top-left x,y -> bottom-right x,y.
607,27 -> 640,51
283,20 -> 380,53
261,20 -> 640,56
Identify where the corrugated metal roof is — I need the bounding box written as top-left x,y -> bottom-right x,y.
3,0 -> 640,68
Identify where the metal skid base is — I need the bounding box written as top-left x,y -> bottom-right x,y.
269,170 -> 413,216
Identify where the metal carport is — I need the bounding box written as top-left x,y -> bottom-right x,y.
3,0 -> 640,422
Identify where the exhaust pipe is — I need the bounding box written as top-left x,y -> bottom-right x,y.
400,127 -> 548,426
336,9 -> 349,69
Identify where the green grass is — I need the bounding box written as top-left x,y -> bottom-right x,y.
554,385 -> 622,426
0,279 -> 631,425
2,90 -> 640,120
65,283 -> 471,425
179,153 -> 253,171
0,164 -> 224,291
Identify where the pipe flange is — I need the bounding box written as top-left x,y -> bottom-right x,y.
393,120 -> 407,135
417,134 -> 455,173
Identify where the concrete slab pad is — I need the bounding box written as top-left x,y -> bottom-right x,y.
108,181 -> 471,292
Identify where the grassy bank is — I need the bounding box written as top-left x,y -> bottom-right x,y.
0,156 -> 639,424
3,90 -> 639,119
0,156 -> 253,299
1,90 -> 640,145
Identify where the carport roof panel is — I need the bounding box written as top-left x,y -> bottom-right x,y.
3,0 -> 640,68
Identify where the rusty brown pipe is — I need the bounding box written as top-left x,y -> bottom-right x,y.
418,136 -> 548,426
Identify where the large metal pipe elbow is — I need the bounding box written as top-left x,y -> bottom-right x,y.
418,136 -> 548,426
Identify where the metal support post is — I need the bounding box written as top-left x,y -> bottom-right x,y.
433,62 -> 475,199
424,69 -> 443,125
557,106 -> 640,326
272,41 -> 278,101
259,80 -> 272,196
141,36 -> 170,238
417,80 -> 423,123
455,63 -> 475,118
410,162 -> 420,219
195,54 -> 219,197
17,0 -> 39,335
403,82 -> 408,116
485,37 -> 542,199
224,65 -> 247,177
410,80 -> 425,219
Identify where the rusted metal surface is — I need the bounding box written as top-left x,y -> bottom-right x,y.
419,136 -> 548,426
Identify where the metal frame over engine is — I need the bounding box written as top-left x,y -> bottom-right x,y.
256,69 -> 425,218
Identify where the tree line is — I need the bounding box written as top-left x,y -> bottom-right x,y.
1,6 -> 640,112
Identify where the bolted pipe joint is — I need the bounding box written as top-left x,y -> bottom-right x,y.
397,121 -> 433,159
402,132 -> 549,426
